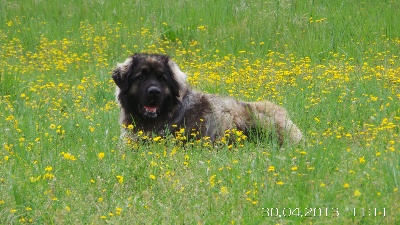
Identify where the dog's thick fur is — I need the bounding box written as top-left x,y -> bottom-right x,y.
112,53 -> 302,145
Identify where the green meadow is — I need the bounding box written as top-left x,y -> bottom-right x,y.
1,0 -> 399,224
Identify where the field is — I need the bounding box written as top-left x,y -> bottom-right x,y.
0,0 -> 399,224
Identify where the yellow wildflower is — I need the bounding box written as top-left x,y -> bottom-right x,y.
98,152 -> 105,160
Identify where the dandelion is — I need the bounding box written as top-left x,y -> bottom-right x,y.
209,175 -> 216,187
98,152 -> 105,160
153,136 -> 162,142
19,137 -> 25,143
89,126 -> 95,132
116,175 -> 124,184
267,166 -> 275,172
116,207 -> 122,215
149,174 -> 156,180
358,156 -> 365,164
220,186 -> 229,195
354,190 -> 361,197
43,173 -> 54,179
5,115 -> 14,121
4,144 -> 12,151
276,181 -> 284,185
30,176 -> 41,183
343,183 -> 350,188
61,152 -> 77,161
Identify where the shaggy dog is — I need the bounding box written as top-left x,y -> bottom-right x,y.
112,53 -> 302,145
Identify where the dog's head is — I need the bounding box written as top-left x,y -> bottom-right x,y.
112,53 -> 187,119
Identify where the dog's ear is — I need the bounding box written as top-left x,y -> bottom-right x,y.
112,57 -> 133,93
167,58 -> 188,99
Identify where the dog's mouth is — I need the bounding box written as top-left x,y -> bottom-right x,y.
140,104 -> 159,118
144,105 -> 158,113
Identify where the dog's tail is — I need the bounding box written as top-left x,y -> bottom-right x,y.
247,101 -> 303,146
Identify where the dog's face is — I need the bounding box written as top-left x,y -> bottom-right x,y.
112,54 -> 187,119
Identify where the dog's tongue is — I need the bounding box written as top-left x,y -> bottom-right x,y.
144,106 -> 158,113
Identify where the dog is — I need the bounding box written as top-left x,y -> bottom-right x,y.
112,53 -> 302,146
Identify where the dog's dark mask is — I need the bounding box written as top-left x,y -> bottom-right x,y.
112,53 -> 181,119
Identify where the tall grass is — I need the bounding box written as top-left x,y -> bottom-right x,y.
1,0 -> 399,224
2,0 -> 399,61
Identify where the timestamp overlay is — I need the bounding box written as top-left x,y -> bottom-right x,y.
261,208 -> 340,218
262,207 -> 388,219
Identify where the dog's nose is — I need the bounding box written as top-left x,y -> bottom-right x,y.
147,86 -> 161,96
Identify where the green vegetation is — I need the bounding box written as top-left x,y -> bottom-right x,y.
0,0 -> 399,224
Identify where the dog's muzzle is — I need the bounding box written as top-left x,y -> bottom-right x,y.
141,86 -> 162,118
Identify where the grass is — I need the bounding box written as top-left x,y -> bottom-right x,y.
0,0 -> 399,224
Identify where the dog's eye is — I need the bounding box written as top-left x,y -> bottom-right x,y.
137,75 -> 144,80
159,76 -> 167,81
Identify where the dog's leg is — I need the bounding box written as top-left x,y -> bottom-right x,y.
248,101 -> 302,146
